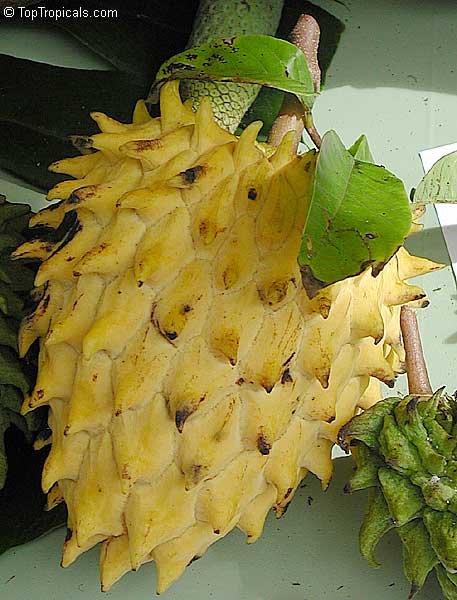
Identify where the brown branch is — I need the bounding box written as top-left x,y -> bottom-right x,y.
400,306 -> 432,395
290,15 -> 321,92
267,94 -> 305,152
268,14 -> 322,150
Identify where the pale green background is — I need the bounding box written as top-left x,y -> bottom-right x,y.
0,1 -> 456,598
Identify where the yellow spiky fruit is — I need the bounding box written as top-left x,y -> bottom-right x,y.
16,82 -> 441,593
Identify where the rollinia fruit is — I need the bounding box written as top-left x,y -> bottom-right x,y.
339,390 -> 457,600
14,82 -> 439,592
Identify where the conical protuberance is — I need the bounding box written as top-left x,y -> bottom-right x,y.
17,81 -> 440,592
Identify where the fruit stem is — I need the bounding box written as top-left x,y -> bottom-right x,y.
400,306 -> 432,395
267,14 -> 322,150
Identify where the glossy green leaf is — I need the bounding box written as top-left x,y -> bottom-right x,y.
397,519 -> 439,598
298,130 -> 412,296
414,150 -> 457,204
154,35 -> 315,107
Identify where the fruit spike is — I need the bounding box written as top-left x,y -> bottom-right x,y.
340,390 -> 457,600
16,81 -> 440,592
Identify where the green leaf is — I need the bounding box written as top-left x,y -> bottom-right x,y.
397,519 -> 439,598
0,315 -> 19,351
0,408 -> 26,488
359,488 -> 394,568
0,53 -> 148,191
349,134 -> 374,162
298,130 -> 412,296
0,54 -> 148,140
414,150 -> 457,204
0,385 -> 23,414
54,0 -> 197,80
0,348 -> 30,394
0,426 -> 67,555
154,35 -> 315,107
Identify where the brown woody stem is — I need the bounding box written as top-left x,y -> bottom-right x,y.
268,14 -> 322,150
400,306 -> 432,395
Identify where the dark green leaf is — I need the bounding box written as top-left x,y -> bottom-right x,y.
0,347 -> 30,394
0,315 -> 19,351
359,488 -> 394,568
0,385 -> 23,413
0,283 -> 23,319
155,35 -> 315,107
397,519 -> 439,598
52,0 -> 196,80
338,395 -> 401,451
299,131 -> 412,296
0,121 -> 77,191
345,442 -> 383,492
378,467 -> 425,527
0,261 -> 35,293
349,134 -> 374,162
0,53 -> 148,140
414,150 -> 457,204
0,407 -> 27,488
0,426 -> 66,555
424,508 -> 457,574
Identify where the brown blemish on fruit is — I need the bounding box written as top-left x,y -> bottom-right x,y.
281,369 -> 293,384
133,139 -> 163,152
180,165 -> 205,185
235,377 -> 245,385
257,433 -> 271,455
36,389 -> 45,400
284,487 -> 293,500
92,374 -> 98,382
247,187 -> 257,200
175,407 -> 193,432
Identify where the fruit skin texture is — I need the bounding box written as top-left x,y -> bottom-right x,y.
182,0 -> 284,132
340,391 -> 457,600
16,81 -> 439,593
